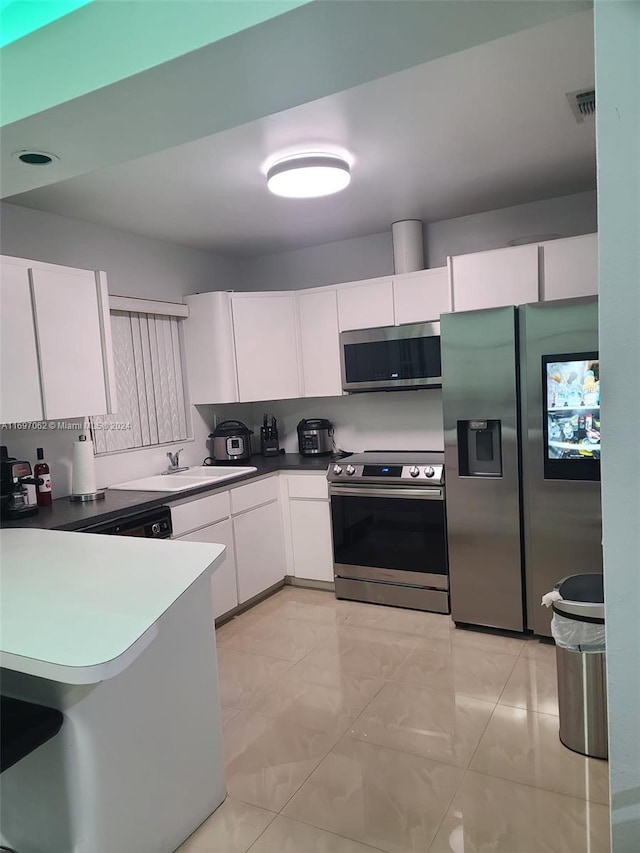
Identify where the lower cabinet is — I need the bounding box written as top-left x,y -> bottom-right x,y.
177,519 -> 238,620
233,500 -> 286,604
170,472 -> 331,618
282,473 -> 334,583
289,500 -> 334,582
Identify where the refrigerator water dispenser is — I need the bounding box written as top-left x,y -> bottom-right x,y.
457,420 -> 503,477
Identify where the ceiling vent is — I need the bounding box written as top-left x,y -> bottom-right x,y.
566,89 -> 595,124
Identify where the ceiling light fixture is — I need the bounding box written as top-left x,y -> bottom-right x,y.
13,150 -> 59,166
266,154 -> 351,198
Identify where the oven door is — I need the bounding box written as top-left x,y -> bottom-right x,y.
329,485 -> 448,589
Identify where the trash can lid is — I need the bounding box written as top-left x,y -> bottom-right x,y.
553,573 -> 604,623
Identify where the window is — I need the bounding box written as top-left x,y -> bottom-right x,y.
92,311 -> 190,453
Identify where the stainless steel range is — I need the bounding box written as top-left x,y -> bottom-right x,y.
328,451 -> 448,613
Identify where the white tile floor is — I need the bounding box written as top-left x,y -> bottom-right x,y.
178,586 -> 610,853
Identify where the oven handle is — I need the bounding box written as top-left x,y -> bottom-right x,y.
329,485 -> 443,500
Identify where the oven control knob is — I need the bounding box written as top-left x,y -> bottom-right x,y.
409,466 -> 420,477
424,466 -> 435,478
346,465 -> 356,476
333,465 -> 343,476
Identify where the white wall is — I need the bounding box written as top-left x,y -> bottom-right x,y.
0,411 -> 213,499
245,390 -> 444,455
595,3 -> 640,850
236,191 -> 597,291
424,190 -> 597,268
0,201 -> 240,494
0,201 -> 239,300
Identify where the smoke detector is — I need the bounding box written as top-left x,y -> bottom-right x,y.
566,89 -> 595,124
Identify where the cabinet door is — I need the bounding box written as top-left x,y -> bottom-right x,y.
0,259 -> 43,423
231,294 -> 301,402
451,244 -> 539,312
30,266 -> 108,419
179,519 -> 238,619
177,518 -> 238,619
393,268 -> 450,325
233,501 -> 285,603
541,234 -> 598,301
297,289 -> 342,397
183,292 -> 238,404
290,500 -> 334,582
337,278 -> 395,331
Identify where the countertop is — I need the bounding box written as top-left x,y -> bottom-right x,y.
0,453 -> 345,532
0,528 -> 225,684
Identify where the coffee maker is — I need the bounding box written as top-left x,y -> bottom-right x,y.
0,446 -> 41,520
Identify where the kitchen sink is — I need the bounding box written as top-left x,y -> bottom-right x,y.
108,466 -> 257,492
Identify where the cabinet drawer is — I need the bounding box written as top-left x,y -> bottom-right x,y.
170,491 -> 230,537
287,473 -> 329,500
230,476 -> 279,515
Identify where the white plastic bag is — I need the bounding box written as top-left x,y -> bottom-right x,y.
551,612 -> 605,653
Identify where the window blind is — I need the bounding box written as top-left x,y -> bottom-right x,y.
92,311 -> 188,453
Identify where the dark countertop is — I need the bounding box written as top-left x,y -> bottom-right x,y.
0,453 -> 346,532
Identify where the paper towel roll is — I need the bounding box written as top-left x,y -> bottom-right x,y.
71,434 -> 97,495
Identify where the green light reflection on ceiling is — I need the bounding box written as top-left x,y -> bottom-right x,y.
0,0 -> 93,48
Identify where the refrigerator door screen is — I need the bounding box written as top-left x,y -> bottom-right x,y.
543,352 -> 600,481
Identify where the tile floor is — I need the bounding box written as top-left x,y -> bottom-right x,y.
178,586 -> 610,853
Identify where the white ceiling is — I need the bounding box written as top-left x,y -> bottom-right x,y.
6,8 -> 595,258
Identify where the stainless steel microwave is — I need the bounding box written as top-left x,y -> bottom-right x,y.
340,322 -> 441,392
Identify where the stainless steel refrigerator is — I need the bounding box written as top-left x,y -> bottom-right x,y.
441,298 -> 602,636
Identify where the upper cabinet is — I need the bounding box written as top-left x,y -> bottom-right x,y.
0,259 -> 43,423
393,268 -> 451,325
297,288 -> 342,398
231,292 -> 301,402
337,276 -> 395,331
0,256 -> 116,423
183,291 -> 239,404
183,290 -> 302,404
540,233 -> 598,301
181,234 -> 597,405
450,244 -> 539,313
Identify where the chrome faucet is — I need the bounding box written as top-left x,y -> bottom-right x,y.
165,448 -> 188,473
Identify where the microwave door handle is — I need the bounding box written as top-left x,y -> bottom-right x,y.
329,486 -> 443,500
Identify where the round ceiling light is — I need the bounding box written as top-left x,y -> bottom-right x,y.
266,154 -> 350,198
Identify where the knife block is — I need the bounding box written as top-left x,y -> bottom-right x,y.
260,427 -> 280,457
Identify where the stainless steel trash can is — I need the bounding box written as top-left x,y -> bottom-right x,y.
552,574 -> 607,760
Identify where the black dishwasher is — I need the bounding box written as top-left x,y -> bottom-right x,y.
80,505 -> 172,538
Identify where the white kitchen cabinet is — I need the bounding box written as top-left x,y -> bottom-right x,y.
30,265 -> 112,419
170,490 -> 230,537
233,500 -> 286,603
183,291 -> 239,404
281,472 -> 333,583
393,267 -> 451,325
231,292 -> 301,402
541,233 -> 598,301
337,277 -> 395,331
289,500 -> 334,582
297,288 -> 343,397
0,259 -> 43,423
0,256 -> 116,423
450,244 -> 539,312
177,518 -> 238,620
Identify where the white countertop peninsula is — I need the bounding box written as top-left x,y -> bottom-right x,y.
1,528 -> 224,683
0,527 -> 227,853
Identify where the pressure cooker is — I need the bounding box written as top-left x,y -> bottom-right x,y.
297,418 -> 334,457
209,420 -> 253,462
